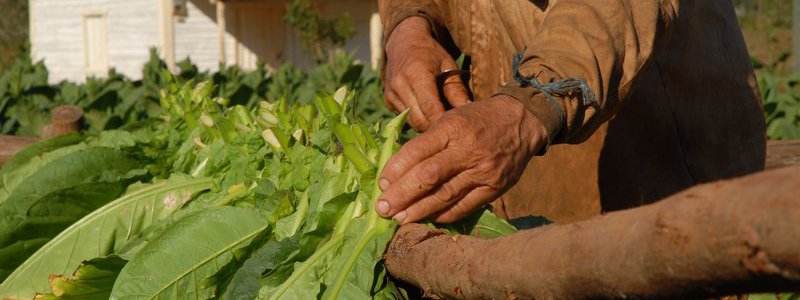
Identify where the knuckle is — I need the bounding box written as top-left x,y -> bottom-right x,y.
474,163 -> 503,185
407,60 -> 430,72
446,112 -> 469,126
382,162 -> 401,180
416,163 -> 441,187
481,183 -> 502,199
408,70 -> 426,82
389,81 -> 404,94
433,183 -> 457,204
416,200 -> 441,219
420,97 -> 441,110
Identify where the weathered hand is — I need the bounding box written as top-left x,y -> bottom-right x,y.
384,16 -> 470,132
376,95 -> 549,223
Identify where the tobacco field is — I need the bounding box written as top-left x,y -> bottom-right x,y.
0,52 -> 517,299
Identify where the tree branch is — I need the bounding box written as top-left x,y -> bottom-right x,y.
385,166 -> 800,299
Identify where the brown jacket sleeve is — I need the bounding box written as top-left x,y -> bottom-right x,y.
496,0 -> 679,144
378,0 -> 449,45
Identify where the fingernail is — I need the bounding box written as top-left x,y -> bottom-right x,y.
379,178 -> 390,191
393,210 -> 407,224
376,200 -> 390,215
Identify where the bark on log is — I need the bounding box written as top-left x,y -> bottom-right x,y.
40,105 -> 83,139
385,166 -> 800,299
0,135 -> 39,166
766,140 -> 800,170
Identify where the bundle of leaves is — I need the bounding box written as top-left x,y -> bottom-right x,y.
0,74 -> 514,299
0,48 -> 391,137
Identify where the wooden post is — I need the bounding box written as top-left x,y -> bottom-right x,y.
369,12 -> 382,70
217,0 -> 227,65
159,0 -> 176,71
40,105 -> 83,139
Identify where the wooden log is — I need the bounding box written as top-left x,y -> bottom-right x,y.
385,165 -> 800,299
40,105 -> 83,139
0,135 -> 39,166
0,105 -> 83,167
765,140 -> 800,170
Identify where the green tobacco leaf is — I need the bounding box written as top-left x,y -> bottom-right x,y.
0,175 -> 212,300
0,143 -> 88,205
220,237 -> 299,300
257,238 -> 337,300
0,133 -> 83,189
0,182 -> 126,280
450,208 -> 518,238
110,206 -> 269,300
0,147 -> 145,283
322,216 -> 393,300
748,293 -> 800,300
34,255 -> 127,300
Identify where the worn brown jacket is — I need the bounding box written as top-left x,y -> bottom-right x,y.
379,0 -> 766,223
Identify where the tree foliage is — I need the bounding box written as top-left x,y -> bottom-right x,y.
284,0 -> 357,63
0,0 -> 28,73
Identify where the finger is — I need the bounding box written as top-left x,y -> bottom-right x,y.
377,150 -> 468,218
440,58 -> 470,107
384,90 -> 403,114
412,71 -> 446,122
442,76 -> 470,107
429,185 -> 496,224
395,77 -> 430,131
380,129 -> 449,185
408,103 -> 430,132
393,172 -> 480,224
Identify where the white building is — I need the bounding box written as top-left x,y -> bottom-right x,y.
29,0 -> 383,83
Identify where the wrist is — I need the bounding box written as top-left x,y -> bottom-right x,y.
490,95 -> 549,156
386,16 -> 433,56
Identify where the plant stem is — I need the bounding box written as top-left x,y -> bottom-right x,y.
323,110 -> 408,300
265,202 -> 356,300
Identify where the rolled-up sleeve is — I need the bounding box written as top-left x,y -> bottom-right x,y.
378,0 -> 450,44
496,0 -> 679,144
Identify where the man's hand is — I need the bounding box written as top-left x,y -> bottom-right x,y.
375,95 -> 549,224
384,16 -> 470,132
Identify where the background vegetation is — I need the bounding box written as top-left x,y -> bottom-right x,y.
284,0 -> 356,63
734,0 -> 800,139
0,0 -> 28,73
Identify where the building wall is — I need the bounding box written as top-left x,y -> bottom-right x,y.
30,0 -> 381,83
30,0 -> 161,82
174,0 -> 381,71
174,0 -> 225,71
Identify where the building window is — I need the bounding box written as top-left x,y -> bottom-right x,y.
83,13 -> 108,73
